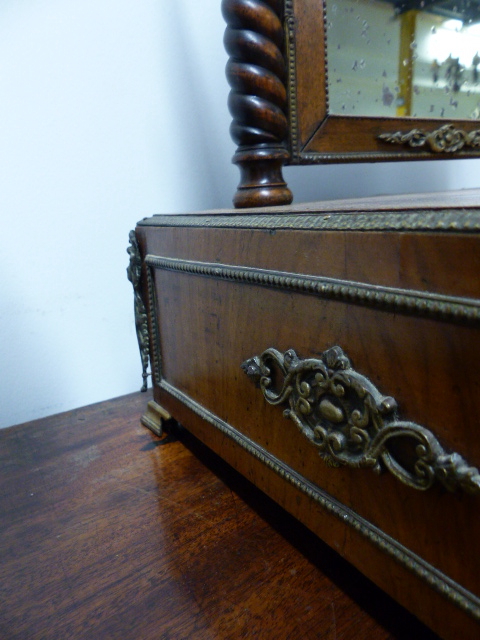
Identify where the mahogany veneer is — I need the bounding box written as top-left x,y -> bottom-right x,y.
133,190 -> 480,639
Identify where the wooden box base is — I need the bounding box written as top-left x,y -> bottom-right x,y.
131,191 -> 480,640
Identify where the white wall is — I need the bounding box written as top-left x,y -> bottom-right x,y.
1,0 -> 479,428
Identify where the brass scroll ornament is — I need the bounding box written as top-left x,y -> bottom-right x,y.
378,124 -> 480,153
241,346 -> 480,495
127,231 -> 150,392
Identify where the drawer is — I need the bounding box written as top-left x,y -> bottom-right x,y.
132,202 -> 480,639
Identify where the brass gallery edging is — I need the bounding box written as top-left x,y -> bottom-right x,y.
159,378 -> 480,621
139,209 -> 480,232
145,255 -> 480,325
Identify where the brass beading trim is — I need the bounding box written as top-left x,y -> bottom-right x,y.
145,255 -> 480,325
145,265 -> 163,387
285,11 -> 298,160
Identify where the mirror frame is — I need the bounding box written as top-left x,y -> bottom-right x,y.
222,0 -> 480,208
290,0 -> 480,162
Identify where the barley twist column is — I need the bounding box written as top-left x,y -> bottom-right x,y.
222,0 -> 293,208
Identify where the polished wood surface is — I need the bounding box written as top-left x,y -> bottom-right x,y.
0,392 -> 440,639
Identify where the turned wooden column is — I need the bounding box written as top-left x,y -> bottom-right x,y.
222,0 -> 293,208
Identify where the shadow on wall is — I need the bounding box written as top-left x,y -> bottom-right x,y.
0,287 -> 69,429
154,2 -> 236,212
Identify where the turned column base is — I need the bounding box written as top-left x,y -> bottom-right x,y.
233,146 -> 293,209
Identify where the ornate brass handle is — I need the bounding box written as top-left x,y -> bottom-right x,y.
241,346 -> 480,495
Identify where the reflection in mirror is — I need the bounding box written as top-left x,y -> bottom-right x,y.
326,0 -> 480,119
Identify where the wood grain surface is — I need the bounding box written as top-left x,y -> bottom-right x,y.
0,392 -> 440,639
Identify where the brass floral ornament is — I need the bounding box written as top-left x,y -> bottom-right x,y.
127,231 -> 150,392
378,124 -> 480,153
242,346 -> 480,495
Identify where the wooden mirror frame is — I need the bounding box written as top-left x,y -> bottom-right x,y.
223,0 -> 480,208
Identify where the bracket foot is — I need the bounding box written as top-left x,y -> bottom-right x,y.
141,401 -> 172,437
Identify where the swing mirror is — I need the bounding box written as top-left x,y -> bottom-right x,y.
222,0 -> 480,207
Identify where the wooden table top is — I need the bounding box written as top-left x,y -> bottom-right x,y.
0,392 -> 440,639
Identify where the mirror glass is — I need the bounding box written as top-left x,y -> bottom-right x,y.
326,0 -> 480,119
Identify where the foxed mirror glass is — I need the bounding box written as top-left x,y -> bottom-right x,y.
326,0 -> 480,119
288,0 -> 480,162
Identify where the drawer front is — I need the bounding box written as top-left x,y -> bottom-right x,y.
134,218 -> 480,639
